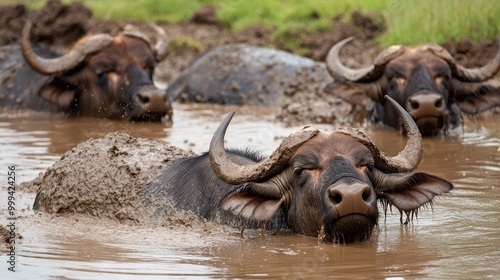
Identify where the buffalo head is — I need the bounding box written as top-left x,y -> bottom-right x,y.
210,96 -> 453,243
21,21 -> 172,122
324,37 -> 500,136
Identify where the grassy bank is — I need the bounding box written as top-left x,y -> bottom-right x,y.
16,0 -> 500,47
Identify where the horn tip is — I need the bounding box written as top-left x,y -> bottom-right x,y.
384,95 -> 397,107
226,110 -> 236,119
339,36 -> 355,45
22,20 -> 33,36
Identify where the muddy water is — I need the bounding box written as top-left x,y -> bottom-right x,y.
0,104 -> 498,279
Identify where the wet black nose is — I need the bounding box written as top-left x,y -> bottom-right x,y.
329,183 -> 372,217
132,87 -> 172,121
407,93 -> 445,118
136,89 -> 168,106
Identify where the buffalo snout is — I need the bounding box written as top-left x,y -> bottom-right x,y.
322,179 -> 378,244
406,91 -> 446,119
327,179 -> 374,217
132,87 -> 172,122
405,91 -> 448,135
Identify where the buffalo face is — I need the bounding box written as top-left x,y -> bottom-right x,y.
210,97 -> 453,243
21,21 -> 172,122
325,37 -> 500,136
285,133 -> 380,243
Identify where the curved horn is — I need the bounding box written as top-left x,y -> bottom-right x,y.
123,23 -> 168,61
337,96 -> 423,173
148,22 -> 169,61
426,40 -> 500,82
209,111 -> 320,185
21,20 -> 113,75
326,37 -> 404,82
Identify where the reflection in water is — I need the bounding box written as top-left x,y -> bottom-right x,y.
0,104 -> 498,278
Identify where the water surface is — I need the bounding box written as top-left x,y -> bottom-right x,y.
0,104 -> 498,279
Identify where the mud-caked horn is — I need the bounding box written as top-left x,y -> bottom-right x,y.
337,96 -> 423,173
21,20 -> 113,75
209,111 -> 319,185
426,41 -> 500,82
148,22 -> 169,61
326,37 -> 404,83
122,22 -> 169,61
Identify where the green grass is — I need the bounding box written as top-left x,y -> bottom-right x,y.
379,0 -> 500,46
12,0 -> 500,48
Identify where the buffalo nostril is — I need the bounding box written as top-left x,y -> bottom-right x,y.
328,183 -> 372,217
137,93 -> 150,104
409,99 -> 419,110
362,187 -> 371,202
330,190 -> 342,204
435,97 -> 444,108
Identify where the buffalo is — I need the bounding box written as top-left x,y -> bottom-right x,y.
0,21 -> 172,122
324,37 -> 500,136
144,96 -> 453,243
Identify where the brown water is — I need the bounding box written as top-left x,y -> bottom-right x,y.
1,103 -> 499,279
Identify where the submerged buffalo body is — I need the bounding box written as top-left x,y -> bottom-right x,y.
325,38 -> 500,136
167,44 -> 331,106
0,21 -> 172,122
145,97 -> 453,243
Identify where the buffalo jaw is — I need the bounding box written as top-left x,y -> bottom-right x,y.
319,177 -> 379,244
319,215 -> 377,244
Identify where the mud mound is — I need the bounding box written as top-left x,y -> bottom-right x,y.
0,224 -> 22,251
0,0 -> 92,47
26,132 -> 195,224
190,5 -> 218,25
442,39 -> 500,68
0,225 -> 11,249
277,65 -> 353,126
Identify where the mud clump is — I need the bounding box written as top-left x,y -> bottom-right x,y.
277,65 -> 353,126
0,225 -> 11,245
190,5 -> 219,25
0,0 -> 92,47
0,224 -> 22,251
26,132 -> 195,225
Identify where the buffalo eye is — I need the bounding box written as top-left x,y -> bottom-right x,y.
293,165 -> 316,187
144,63 -> 155,76
357,160 -> 374,168
365,163 -> 374,172
293,167 -> 304,177
143,57 -> 156,76
433,73 -> 450,87
434,74 -> 444,85
390,73 -> 406,86
355,151 -> 374,169
93,63 -> 115,80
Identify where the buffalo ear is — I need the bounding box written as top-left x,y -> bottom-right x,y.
39,78 -> 76,111
453,80 -> 500,114
324,81 -> 380,111
219,180 -> 284,223
372,170 -> 453,212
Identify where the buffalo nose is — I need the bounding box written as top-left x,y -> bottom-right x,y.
329,183 -> 372,217
407,93 -> 445,118
136,89 -> 168,107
